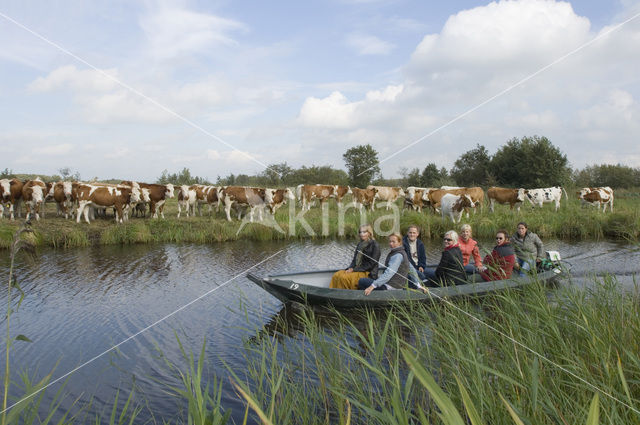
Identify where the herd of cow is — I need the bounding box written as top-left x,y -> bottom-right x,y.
0,177 -> 615,225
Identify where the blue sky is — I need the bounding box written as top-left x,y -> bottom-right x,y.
1,0 -> 639,182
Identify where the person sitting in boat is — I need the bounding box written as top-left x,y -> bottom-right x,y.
458,223 -> 483,275
358,233 -> 424,295
422,230 -> 467,287
330,224 -> 381,290
479,229 -> 517,281
511,221 -> 544,276
402,224 -> 427,281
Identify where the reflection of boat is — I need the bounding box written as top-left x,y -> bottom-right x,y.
247,262 -> 564,308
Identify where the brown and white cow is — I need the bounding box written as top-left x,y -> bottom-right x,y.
403,187 -> 427,213
203,185 -> 222,215
351,187 -> 378,212
75,183 -> 141,224
334,185 -> 352,207
49,181 -> 75,219
22,178 -> 47,221
221,186 -> 270,222
367,186 -> 405,210
441,193 -> 475,223
0,179 -> 10,218
296,184 -> 338,210
577,187 -> 614,212
137,183 -> 175,218
265,188 -> 295,214
177,185 -> 198,218
487,187 -> 526,212
1,179 -> 24,220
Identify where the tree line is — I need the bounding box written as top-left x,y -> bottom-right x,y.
3,136 -> 639,189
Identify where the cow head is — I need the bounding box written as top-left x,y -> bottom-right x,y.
165,183 -> 175,198
284,188 -> 295,200
130,186 -> 142,203
141,188 -> 151,203
461,194 -> 475,208
62,181 -> 73,200
577,188 -> 591,199
0,179 -> 9,201
516,188 -> 526,202
30,185 -> 44,204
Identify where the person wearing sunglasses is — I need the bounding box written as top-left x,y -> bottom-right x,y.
422,230 -> 467,287
330,224 -> 381,289
479,229 -> 517,281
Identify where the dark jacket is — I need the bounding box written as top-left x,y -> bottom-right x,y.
402,235 -> 427,270
348,240 -> 381,279
480,242 -> 517,281
434,245 -> 467,286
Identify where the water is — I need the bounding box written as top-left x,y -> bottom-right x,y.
1,238 -> 639,422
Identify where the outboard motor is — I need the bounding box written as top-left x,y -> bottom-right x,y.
538,250 -> 562,271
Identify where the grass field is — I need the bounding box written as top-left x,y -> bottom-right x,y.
1,189 -> 639,249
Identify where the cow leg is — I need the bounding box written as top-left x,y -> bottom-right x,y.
224,199 -> 233,221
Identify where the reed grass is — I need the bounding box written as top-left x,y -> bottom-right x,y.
230,275 -> 640,424
1,194 -> 639,248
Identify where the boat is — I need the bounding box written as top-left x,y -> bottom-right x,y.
247,254 -> 565,308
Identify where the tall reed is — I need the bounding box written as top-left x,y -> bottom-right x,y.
230,275 -> 640,424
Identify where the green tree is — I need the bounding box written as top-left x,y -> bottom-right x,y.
288,165 -> 348,185
491,136 -> 570,187
157,168 -> 209,185
421,163 -> 449,187
343,144 -> 381,188
450,144 -> 491,186
259,162 -> 293,187
0,168 -> 13,179
573,163 -> 640,188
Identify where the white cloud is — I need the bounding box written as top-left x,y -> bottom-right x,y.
28,65 -> 120,93
207,149 -> 257,164
346,33 -> 395,55
39,143 -> 74,156
139,5 -> 247,60
298,91 -> 360,128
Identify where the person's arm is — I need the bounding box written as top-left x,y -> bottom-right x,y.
347,245 -> 358,270
364,253 -> 401,295
435,250 -> 451,279
534,234 -> 544,260
417,241 -> 427,271
472,243 -> 483,268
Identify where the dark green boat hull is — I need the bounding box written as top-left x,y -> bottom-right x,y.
247,266 -> 564,308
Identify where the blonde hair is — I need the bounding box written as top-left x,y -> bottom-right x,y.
389,232 -> 403,243
359,224 -> 374,239
444,230 -> 459,244
460,223 -> 472,233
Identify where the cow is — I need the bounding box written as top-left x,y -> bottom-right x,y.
334,185 -> 352,207
367,186 -> 405,210
49,181 -> 75,219
136,183 -> 175,219
203,185 -> 222,215
75,183 -> 141,224
441,193 -> 475,223
351,187 -> 378,212
265,188 -> 295,214
1,179 -> 24,220
177,185 -> 198,218
577,187 -> 614,212
525,186 -> 568,211
0,179 -> 10,218
22,178 -> 47,221
296,184 -> 337,210
487,187 -> 527,212
403,187 -> 429,213
427,188 -> 460,212
221,186 -> 270,222
440,186 -> 463,190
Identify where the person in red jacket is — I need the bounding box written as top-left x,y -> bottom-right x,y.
458,223 -> 483,274
479,229 -> 517,281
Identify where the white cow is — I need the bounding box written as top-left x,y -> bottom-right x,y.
441,193 -> 475,223
367,186 -> 405,210
177,185 -> 198,217
525,186 -> 568,211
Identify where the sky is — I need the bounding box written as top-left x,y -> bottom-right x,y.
1,0 -> 639,183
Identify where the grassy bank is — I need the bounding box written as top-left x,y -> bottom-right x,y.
2,193 -> 640,249
231,275 -> 640,424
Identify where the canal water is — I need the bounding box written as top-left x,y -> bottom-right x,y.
1,238 -> 639,422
